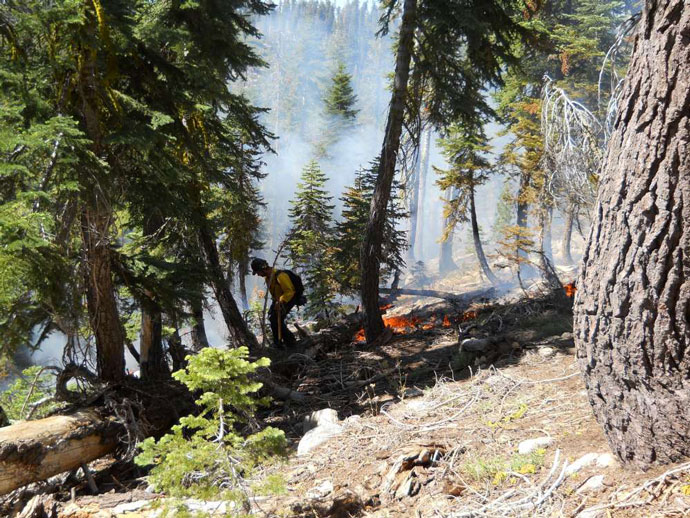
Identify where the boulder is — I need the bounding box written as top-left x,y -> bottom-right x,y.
303,408 -> 339,434
298,422 -> 344,456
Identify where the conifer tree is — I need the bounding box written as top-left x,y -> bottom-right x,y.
287,161 -> 338,320
0,0 -> 272,379
315,62 -> 359,158
334,159 -> 407,295
436,124 -> 497,284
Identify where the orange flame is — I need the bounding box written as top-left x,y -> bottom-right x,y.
442,315 -> 452,327
379,303 -> 394,311
564,282 -> 577,298
461,311 -> 477,322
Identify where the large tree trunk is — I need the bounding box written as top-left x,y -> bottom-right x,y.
561,201 -> 575,264
470,187 -> 498,285
574,0 -> 690,469
81,208 -> 125,382
360,0 -> 417,343
140,214 -> 169,380
0,411 -> 119,496
198,222 -> 259,350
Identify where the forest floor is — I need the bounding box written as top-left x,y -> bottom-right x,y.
8,268 -> 690,518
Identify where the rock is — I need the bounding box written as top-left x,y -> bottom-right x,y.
596,453 -> 616,468
511,341 -> 521,350
565,453 -> 599,475
297,422 -> 344,456
538,347 -> 556,358
577,510 -> 603,518
517,437 -> 554,454
560,332 -> 574,340
576,475 -> 605,494
460,337 -> 491,352
307,480 -> 334,499
403,386 -> 424,398
303,408 -> 339,434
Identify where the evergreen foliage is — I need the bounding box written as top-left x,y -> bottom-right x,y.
334,158 -> 407,295
315,62 -> 359,158
324,62 -> 359,120
435,125 -> 493,240
287,161 -> 338,319
136,347 -> 286,504
0,0 -> 272,376
0,366 -> 59,421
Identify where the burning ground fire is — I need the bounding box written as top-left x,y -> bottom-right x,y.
353,308 -> 477,342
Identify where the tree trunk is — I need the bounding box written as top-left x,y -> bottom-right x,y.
541,205 -> 554,264
360,0 -> 417,343
139,214 -> 168,380
415,129 -> 432,259
470,187 -> 498,285
439,187 -> 458,275
238,257 -> 250,311
574,0 -> 690,469
561,201 -> 575,264
140,296 -> 168,380
516,176 -> 532,280
190,297 -> 210,351
407,149 -> 421,263
81,208 -> 125,382
198,222 -> 259,350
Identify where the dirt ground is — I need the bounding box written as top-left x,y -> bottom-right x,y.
5,275 -> 690,518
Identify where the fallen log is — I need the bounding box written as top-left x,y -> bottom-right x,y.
379,286 -> 496,302
0,411 -> 120,496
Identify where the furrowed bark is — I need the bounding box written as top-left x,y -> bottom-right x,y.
81,208 -> 125,382
574,0 -> 690,469
360,0 -> 417,343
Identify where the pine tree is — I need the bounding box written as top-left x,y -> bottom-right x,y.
435,124 -> 497,283
315,62 -> 359,158
0,0 -> 272,380
334,158 -> 407,295
287,161 -> 338,320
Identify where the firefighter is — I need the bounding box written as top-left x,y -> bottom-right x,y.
251,258 -> 299,348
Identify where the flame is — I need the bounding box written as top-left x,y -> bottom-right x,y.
442,315 -> 452,327
379,303 -> 394,311
461,311 -> 477,322
564,282 -> 577,298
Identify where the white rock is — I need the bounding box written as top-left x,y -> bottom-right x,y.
307,480 -> 334,499
577,510 -> 603,518
596,453 -> 616,468
460,337 -> 491,352
517,437 -> 554,455
565,453 -> 599,475
405,399 -> 431,412
576,475 -> 605,494
303,408 -> 339,434
297,422 -> 344,456
538,347 -> 556,358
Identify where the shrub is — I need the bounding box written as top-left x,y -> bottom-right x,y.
135,347 -> 287,506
